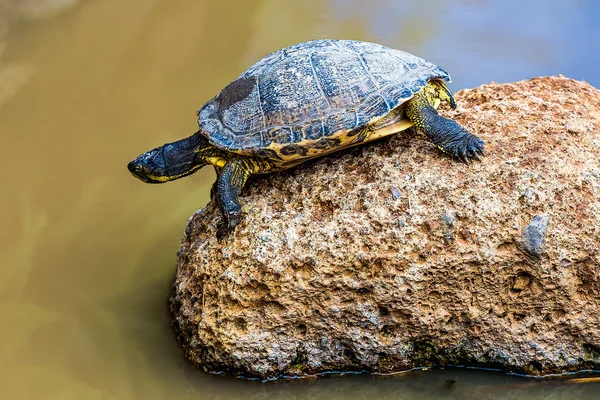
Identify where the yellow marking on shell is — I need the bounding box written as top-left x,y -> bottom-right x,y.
234,82 -> 445,168
372,120 -> 412,140
206,156 -> 227,168
269,97 -> 442,163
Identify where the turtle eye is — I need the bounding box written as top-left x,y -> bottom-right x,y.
127,160 -> 146,176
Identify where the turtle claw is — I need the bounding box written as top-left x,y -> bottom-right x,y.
448,133 -> 485,163
216,221 -> 228,242
459,151 -> 470,164
216,211 -> 241,241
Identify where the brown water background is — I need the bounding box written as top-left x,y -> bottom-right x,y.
1,0 -> 599,399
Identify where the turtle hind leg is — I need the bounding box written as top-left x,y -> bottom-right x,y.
215,157 -> 252,240
406,88 -> 484,162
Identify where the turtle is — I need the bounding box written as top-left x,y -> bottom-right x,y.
128,39 -> 484,239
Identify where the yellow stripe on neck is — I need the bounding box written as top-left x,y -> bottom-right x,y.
145,163 -> 204,182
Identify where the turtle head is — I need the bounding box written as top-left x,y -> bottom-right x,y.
128,132 -> 209,183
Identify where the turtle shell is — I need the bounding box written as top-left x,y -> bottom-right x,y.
197,39 -> 450,161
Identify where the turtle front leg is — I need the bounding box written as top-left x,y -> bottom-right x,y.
210,166 -> 222,204
406,90 -> 484,162
215,158 -> 252,240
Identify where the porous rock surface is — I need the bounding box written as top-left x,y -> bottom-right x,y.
170,76 -> 600,379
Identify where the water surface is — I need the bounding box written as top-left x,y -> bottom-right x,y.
1,0 -> 599,399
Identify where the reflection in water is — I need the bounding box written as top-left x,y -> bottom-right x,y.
0,0 -> 598,399
0,63 -> 35,106
0,0 -> 79,19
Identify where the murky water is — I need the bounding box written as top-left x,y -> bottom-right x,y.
1,0 -> 599,399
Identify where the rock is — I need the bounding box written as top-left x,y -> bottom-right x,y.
520,215 -> 550,259
170,76 -> 600,380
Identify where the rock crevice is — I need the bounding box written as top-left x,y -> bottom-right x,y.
170,76 -> 600,379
